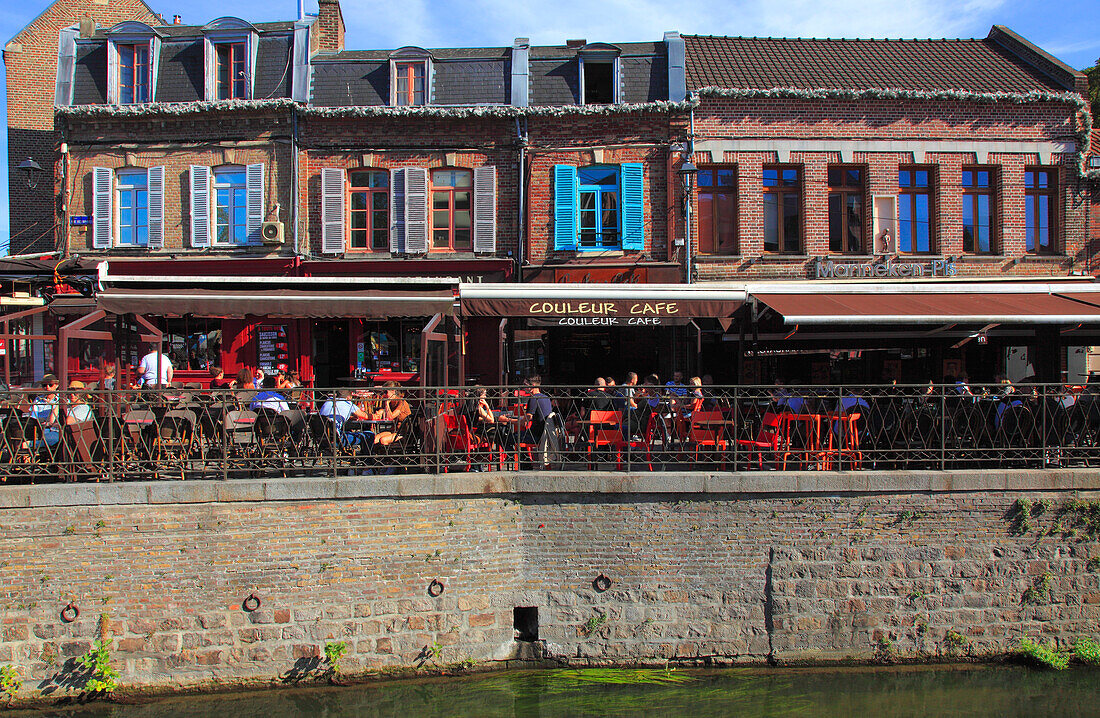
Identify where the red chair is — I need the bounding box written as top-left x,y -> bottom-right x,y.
688,410 -> 729,466
440,413 -> 498,472
737,411 -> 780,469
586,409 -> 625,470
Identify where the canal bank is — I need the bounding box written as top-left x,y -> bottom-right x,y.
0,471 -> 1098,703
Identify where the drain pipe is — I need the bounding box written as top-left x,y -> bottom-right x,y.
685,95 -> 697,284
292,107 -> 300,258
515,116 -> 528,283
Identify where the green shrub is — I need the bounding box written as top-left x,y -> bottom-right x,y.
78,639 -> 120,695
323,641 -> 347,675
1073,636 -> 1100,666
0,665 -> 21,702
1018,638 -> 1069,670
944,630 -> 968,652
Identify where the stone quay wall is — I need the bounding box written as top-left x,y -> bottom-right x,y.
0,471 -> 1098,699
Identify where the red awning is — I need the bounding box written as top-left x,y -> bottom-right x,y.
753,292 -> 1100,324
96,288 -> 455,318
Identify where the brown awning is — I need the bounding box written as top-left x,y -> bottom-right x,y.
48,295 -> 97,316
462,297 -> 742,319
96,288 -> 455,318
753,292 -> 1100,324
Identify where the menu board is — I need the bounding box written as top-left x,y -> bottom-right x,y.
257,324 -> 289,374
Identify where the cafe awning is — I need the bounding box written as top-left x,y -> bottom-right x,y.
753,291 -> 1100,325
96,287 -> 456,318
459,283 -> 746,322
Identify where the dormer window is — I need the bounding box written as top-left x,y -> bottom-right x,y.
389,47 -> 432,106
106,22 -> 162,105
394,62 -> 426,106
201,17 -> 259,101
578,43 -> 621,105
216,41 -> 247,99
118,43 -> 151,104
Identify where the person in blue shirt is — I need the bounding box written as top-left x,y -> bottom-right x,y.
25,374 -> 61,450
319,390 -> 375,452
250,377 -> 290,413
521,376 -> 554,466
771,379 -> 805,413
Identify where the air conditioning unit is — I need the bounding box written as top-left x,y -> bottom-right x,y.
261,221 -> 284,244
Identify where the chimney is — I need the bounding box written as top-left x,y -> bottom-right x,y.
78,16 -> 95,38
566,38 -> 587,48
172,14 -> 181,24
316,0 -> 345,53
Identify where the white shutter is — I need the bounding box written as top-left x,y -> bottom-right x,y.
404,167 -> 429,254
106,43 -> 119,105
473,166 -> 497,254
92,167 -> 113,249
389,168 -> 405,254
147,166 -> 165,249
246,162 -> 265,244
189,165 -> 211,247
321,167 -> 345,254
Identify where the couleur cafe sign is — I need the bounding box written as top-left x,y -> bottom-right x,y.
815,257 -> 958,279
528,300 -> 682,326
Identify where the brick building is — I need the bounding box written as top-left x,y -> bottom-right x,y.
7,0 -> 1100,386
4,0 -> 163,255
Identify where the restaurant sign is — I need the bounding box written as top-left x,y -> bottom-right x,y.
462,297 -> 742,321
815,258 -> 957,280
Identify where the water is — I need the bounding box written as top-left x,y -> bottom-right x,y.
11,665 -> 1100,718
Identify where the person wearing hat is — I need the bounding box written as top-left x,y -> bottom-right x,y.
65,381 -> 94,425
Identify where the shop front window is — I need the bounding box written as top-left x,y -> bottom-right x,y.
357,320 -> 422,373
163,318 -> 222,371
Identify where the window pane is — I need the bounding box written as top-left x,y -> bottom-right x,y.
1025,171 -> 1035,189
433,230 -> 448,248
454,171 -> 472,188
1025,201 -> 1035,252
351,212 -> 367,230
845,195 -> 862,254
782,169 -> 797,185
962,198 -> 974,253
432,210 -> 449,229
899,197 -> 912,253
716,192 -> 736,252
961,170 -> 973,188
828,194 -> 842,253
976,194 -> 990,253
827,167 -> 841,186
763,194 -> 778,251
371,172 -> 388,188
433,191 -> 449,210
697,170 -> 714,188
454,229 -> 471,249
846,168 -> 860,185
578,167 -> 616,186
372,228 -> 388,250
899,170 -> 911,188
915,170 -> 928,187
453,191 -> 470,211
350,229 -> 367,249
763,168 -> 778,187
350,192 -> 367,211
717,169 -> 735,187
782,193 -> 800,252
372,210 -> 388,229
372,192 -> 387,210
977,170 -> 990,187
914,194 -> 929,252
454,210 -> 471,229
698,193 -> 714,253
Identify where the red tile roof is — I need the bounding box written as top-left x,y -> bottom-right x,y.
685,36 -> 1067,94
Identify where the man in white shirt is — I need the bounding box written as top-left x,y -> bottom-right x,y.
137,344 -> 174,387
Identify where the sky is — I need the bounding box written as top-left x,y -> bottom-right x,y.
2,0 -> 1099,255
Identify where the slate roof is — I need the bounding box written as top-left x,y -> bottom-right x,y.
684,35 -> 1069,93
89,21 -> 295,39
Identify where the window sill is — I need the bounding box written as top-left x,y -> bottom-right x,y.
556,250 -> 626,258
694,254 -> 742,262
757,254 -> 812,262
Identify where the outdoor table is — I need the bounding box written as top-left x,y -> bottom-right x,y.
776,413 -> 822,469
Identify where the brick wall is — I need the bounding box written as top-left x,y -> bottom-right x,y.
299,115 -> 517,259
0,475 -> 1098,699
689,97 -> 1092,281
5,0 -> 162,254
63,113 -> 292,254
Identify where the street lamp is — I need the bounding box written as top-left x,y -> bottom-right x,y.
17,157 -> 43,189
679,160 -> 698,284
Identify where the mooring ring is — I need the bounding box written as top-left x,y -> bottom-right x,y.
242,593 -> 261,612
427,579 -> 445,597
60,602 -> 80,623
593,574 -> 612,592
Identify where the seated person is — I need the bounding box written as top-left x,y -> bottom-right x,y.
25,374 -> 61,450
209,366 -> 232,390
585,377 -> 614,413
276,370 -> 294,391
771,379 -> 805,413
319,389 -> 375,451
232,367 -> 254,390
65,381 -> 95,425
372,382 -> 411,448
250,377 -> 290,413
474,386 -> 515,449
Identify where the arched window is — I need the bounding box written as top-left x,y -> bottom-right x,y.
213,165 -> 247,245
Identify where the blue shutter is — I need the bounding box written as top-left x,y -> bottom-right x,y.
553,165 -> 578,251
620,162 -> 644,251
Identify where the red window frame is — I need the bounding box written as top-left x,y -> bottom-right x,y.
430,168 -> 473,252
216,41 -> 247,100
118,43 -> 150,104
347,170 -> 390,252
394,61 -> 426,106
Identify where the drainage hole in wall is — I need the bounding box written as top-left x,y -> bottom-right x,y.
513,606 -> 538,642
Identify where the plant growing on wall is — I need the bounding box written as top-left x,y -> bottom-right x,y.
580,611 -> 608,637
79,640 -> 120,696
0,665 -> 21,703
1018,638 -> 1070,670
1073,636 -> 1100,666
323,641 -> 347,680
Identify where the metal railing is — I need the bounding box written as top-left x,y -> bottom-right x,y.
0,383 -> 1097,483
